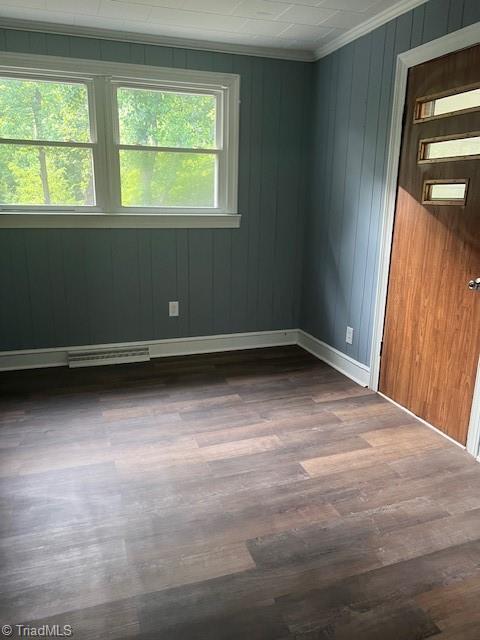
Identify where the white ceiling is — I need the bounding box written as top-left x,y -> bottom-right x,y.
0,0 -> 424,59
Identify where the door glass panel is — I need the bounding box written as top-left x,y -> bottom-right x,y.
430,183 -> 466,200
423,180 -> 468,204
420,135 -> 480,161
417,87 -> 480,120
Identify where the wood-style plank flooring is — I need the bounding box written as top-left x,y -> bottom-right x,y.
1,345 -> 480,639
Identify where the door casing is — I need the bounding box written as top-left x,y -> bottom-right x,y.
369,21 -> 480,459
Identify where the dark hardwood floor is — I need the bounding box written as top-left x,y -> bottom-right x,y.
1,345 -> 480,639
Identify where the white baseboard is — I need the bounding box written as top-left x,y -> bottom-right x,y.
297,330 -> 370,387
0,328 -> 370,388
0,329 -> 298,372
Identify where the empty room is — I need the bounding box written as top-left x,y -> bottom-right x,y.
0,0 -> 479,638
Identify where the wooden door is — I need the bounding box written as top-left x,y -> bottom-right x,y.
379,44 -> 480,445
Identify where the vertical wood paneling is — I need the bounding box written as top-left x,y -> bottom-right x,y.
145,44 -> 174,67
84,230 -> 115,345
5,30 -> 30,53
27,32 -> 47,56
302,0 -> 478,366
422,0 -> 450,42
175,231 -> 190,337
293,64 -> 312,330
325,45 -> 354,346
25,231 -> 55,348
349,27 -> 386,364
229,55 -> 252,333
3,1 -> 476,356
462,0 -> 480,25
188,230 -> 214,337
257,59 -> 282,331
136,229 -> 154,341
410,4 -> 426,48
61,231 -> 91,346
0,231 -> 15,349
245,59 -> 263,332
111,230 -> 141,342
212,54 -> 234,335
71,36 -> 100,60
317,55 -> 337,342
0,32 -> 309,351
46,230 -> 69,348
334,36 -> 371,354
150,231 -> 178,340
212,228 -> 232,334
447,0 -> 465,32
360,19 -> 397,365
45,34 -> 70,57
301,53 -> 332,341
0,231 -> 32,350
274,62 -> 305,329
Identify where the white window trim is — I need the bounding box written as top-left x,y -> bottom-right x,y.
0,52 -> 241,229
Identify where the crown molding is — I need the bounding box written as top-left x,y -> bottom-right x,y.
0,1 -> 433,65
0,17 -> 315,63
314,0 -> 429,60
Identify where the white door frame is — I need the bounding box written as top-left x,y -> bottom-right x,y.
369,21 -> 480,458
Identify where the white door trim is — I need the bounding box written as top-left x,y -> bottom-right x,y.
369,21 -> 480,457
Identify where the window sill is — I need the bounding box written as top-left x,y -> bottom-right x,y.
0,213 -> 242,229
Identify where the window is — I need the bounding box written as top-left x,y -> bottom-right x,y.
422,179 -> 469,205
114,85 -> 219,210
0,53 -> 240,228
0,75 -> 96,208
415,85 -> 480,122
418,133 -> 480,163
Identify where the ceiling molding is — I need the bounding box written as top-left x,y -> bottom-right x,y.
0,1 -> 431,65
0,17 -> 315,63
314,0 -> 429,59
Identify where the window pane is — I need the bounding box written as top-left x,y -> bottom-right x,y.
117,87 -> 216,148
423,181 -> 468,203
423,136 -> 480,160
119,150 -> 215,207
0,144 -> 95,206
419,88 -> 480,119
429,183 -> 466,200
0,77 -> 91,143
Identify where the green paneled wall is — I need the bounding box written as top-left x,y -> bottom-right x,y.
0,30 -> 311,350
2,0 -> 479,361
301,0 -> 480,366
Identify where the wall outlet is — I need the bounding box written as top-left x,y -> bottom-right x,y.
346,326 -> 354,345
169,301 -> 179,317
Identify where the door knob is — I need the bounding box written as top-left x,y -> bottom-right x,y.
468,277 -> 480,290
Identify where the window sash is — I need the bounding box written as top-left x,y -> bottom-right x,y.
114,82 -> 222,150
0,71 -> 96,144
109,81 -> 226,213
0,73 -> 103,212
0,61 -> 238,216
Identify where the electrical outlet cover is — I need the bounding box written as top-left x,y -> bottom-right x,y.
169,301 -> 179,317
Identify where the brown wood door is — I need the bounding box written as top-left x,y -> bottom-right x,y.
379,44 -> 480,445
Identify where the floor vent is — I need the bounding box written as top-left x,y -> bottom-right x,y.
67,346 -> 150,368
